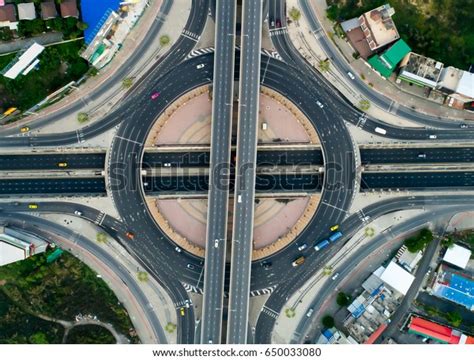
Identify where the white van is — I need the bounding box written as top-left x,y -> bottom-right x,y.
261,122 -> 268,130
429,134 -> 437,139
237,195 -> 242,203
375,127 -> 387,135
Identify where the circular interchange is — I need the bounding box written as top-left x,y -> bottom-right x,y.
143,84 -> 321,260
108,51 -> 356,293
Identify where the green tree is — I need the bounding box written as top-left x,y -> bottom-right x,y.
326,5 -> 341,22
160,35 -> 171,46
318,59 -> 330,72
76,21 -> 88,31
358,99 -> 370,111
336,292 -> 352,307
96,232 -> 107,243
29,332 -> 49,344
447,311 -> 462,327
405,228 -> 433,253
122,77 -> 134,89
289,7 -> 302,22
77,112 -> 89,123
321,315 -> 335,329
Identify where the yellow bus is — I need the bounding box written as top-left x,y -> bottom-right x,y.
3,107 -> 17,116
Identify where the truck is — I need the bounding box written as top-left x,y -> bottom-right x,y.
314,239 -> 330,251
329,231 -> 343,242
375,127 -> 386,135
292,256 -> 305,267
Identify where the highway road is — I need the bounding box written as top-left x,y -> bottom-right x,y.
0,201 -> 195,344
254,194 -> 474,343
227,0 -> 263,344
201,0 -> 237,344
0,211 -> 168,343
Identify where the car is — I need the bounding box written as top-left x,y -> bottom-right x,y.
151,92 -> 160,100
429,134 -> 437,139
292,256 -> 305,267
20,126 -> 30,133
28,203 -> 38,209
418,153 -> 426,158
460,124 -> 468,128
330,224 -> 339,232
175,246 -> 182,253
164,163 -> 171,167
270,20 -> 275,26
316,101 -> 324,108
180,307 -> 185,316
347,71 -> 355,80
186,263 -> 195,270
306,308 -> 314,317
126,231 -> 134,240
261,261 -> 272,270
184,299 -> 191,308
57,162 -> 68,168
297,243 -> 308,251
196,64 -> 205,69
276,19 -> 281,27
331,272 -> 340,280
237,195 -> 242,203
74,210 -> 82,216
214,239 -> 219,248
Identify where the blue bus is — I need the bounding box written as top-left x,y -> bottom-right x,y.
329,231 -> 342,242
314,239 -> 330,251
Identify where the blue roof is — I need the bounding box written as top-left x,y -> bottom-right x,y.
435,273 -> 474,310
82,0 -> 121,44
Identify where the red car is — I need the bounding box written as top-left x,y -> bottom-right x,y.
151,92 -> 160,100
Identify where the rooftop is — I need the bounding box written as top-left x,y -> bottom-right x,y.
368,39 -> 411,78
81,0 -> 121,44
1,42 -> 45,80
60,0 -> 79,18
443,244 -> 471,269
456,71 -> 474,99
399,52 -> 443,88
359,4 -> 399,51
0,3 -> 16,22
379,261 -> 414,295
438,66 -> 464,92
18,2 -> 36,20
40,1 -> 58,20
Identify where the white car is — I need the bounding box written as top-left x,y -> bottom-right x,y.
175,246 -> 182,253
316,101 -> 324,108
196,64 -> 205,69
429,135 -> 437,139
297,243 -> 308,251
214,239 -> 219,248
164,163 -> 172,167
331,272 -> 340,280
347,71 -> 355,80
74,210 -> 82,216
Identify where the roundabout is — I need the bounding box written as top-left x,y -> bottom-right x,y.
108,50 -> 357,293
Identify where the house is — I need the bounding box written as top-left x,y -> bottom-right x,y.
18,2 -> 36,20
41,1 -> 58,20
60,0 -> 79,18
368,39 -> 411,78
398,52 -> 444,88
0,3 -> 17,27
342,4 -> 400,58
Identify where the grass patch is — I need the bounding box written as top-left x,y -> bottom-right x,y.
0,250 -> 138,343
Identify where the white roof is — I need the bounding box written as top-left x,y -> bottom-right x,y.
0,239 -> 26,266
443,244 -> 471,269
341,18 -> 360,32
3,42 -> 44,79
456,71 -> 474,99
18,2 -> 36,20
380,261 -> 414,295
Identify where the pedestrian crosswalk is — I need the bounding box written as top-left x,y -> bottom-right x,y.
250,286 -> 276,297
187,47 -> 282,61
262,306 -> 279,319
269,27 -> 288,36
181,29 -> 200,42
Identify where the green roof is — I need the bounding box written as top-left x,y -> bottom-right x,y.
368,39 -> 411,78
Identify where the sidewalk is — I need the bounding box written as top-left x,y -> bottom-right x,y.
9,0 -> 192,135
287,0 -> 474,124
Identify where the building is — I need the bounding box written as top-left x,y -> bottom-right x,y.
316,328 -> 358,344
1,42 -> 45,79
0,227 -> 48,266
443,244 -> 471,269
60,0 -> 79,18
432,265 -> 474,311
398,52 -> 444,88
408,316 -> 474,344
81,0 -> 121,44
0,3 -> 17,30
40,1 -> 58,20
368,39 -> 411,78
396,245 -> 422,272
17,2 -> 36,20
438,67 -> 474,109
342,4 -> 399,59
379,261 -> 415,295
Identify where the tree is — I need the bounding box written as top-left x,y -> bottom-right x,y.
321,315 -> 335,329
159,34 -> 171,46
96,232 -> 107,243
336,292 -> 352,307
405,228 -> 433,253
289,7 -> 302,22
77,112 -> 89,123
318,59 -> 330,72
122,77 -> 134,89
326,5 -> 341,22
358,99 -> 370,111
447,311 -> 462,328
76,21 -> 88,31
29,332 -> 48,344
